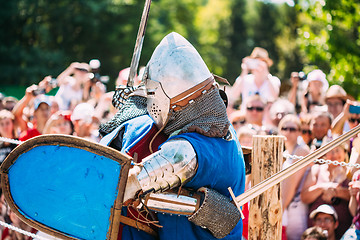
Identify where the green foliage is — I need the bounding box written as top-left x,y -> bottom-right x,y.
223,0 -> 249,81
1,0 -> 359,100
193,0 -> 232,76
297,0 -> 360,99
0,0 -> 146,90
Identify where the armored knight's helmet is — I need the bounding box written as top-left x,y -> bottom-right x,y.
144,32 -> 216,129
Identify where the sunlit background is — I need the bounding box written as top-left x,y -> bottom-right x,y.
1,0 -> 359,99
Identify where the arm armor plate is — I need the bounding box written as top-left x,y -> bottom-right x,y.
137,138 -> 197,193
144,188 -> 241,239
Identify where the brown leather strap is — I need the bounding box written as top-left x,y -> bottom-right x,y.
119,215 -> 158,237
170,76 -> 214,111
213,74 -> 230,85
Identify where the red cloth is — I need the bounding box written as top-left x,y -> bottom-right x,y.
19,128 -> 41,141
127,125 -> 168,163
242,202 -> 249,239
118,124 -> 167,239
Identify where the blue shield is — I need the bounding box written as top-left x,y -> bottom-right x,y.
1,135 -> 132,240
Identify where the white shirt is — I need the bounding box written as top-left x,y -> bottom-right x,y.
238,74 -> 281,111
55,78 -> 83,110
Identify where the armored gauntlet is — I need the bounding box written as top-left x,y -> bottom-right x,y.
137,138 -> 198,193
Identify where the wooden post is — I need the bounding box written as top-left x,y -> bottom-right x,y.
248,135 -> 284,240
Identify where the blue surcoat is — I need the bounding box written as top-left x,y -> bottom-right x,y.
155,127 -> 245,240
102,115 -> 245,239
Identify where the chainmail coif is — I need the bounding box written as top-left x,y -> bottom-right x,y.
164,87 -> 230,138
99,95 -> 148,136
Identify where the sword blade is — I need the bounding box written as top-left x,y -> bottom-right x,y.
127,0 -> 152,87
230,123 -> 360,210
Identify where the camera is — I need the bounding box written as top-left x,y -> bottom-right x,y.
88,59 -> 110,84
291,71 -> 307,81
89,72 -> 100,83
32,77 -> 58,96
49,78 -> 58,88
89,72 -> 109,84
298,71 -> 307,81
32,87 -> 46,96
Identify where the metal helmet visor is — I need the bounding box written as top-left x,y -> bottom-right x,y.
146,78 -> 171,129
145,32 -> 212,128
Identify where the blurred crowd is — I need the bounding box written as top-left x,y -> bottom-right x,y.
0,48 -> 360,240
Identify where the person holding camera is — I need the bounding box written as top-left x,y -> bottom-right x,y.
289,69 -> 329,114
83,59 -> 107,105
229,47 -> 281,113
11,76 -> 57,140
288,71 -> 307,113
303,70 -> 329,114
332,100 -> 360,135
331,100 -> 360,170
301,136 -> 352,239
54,62 -> 91,111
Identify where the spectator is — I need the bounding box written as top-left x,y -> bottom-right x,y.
301,226 -> 328,240
244,94 -> 266,128
267,98 -> 296,132
115,66 -> 142,87
49,96 -> 60,116
300,113 -> 314,147
309,204 -> 339,240
301,69 -> 329,114
310,111 -> 332,150
12,75 -> 56,137
55,62 -> 91,110
288,71 -> 308,114
229,110 -> 246,131
70,103 -> 98,141
0,110 -> 17,163
0,93 -> 4,110
279,114 -> 310,240
2,209 -> 37,240
237,125 -> 257,148
325,85 -> 349,120
332,100 -> 360,134
116,67 -> 131,86
229,47 -> 280,112
43,111 -> 74,135
93,91 -> 117,125
85,81 -> 106,107
13,92 -> 52,142
332,100 -> 360,154
2,97 -> 18,112
332,100 -> 360,177
341,169 -> 360,239
86,59 -> 110,109
301,137 -> 352,238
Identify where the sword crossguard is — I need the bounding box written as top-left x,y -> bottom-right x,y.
228,187 -> 244,219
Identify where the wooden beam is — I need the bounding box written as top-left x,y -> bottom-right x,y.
248,135 -> 284,240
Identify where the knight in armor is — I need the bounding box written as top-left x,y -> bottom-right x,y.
101,32 -> 245,239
